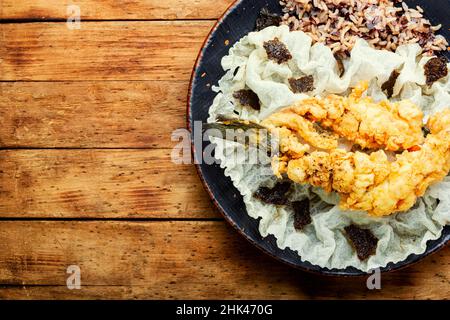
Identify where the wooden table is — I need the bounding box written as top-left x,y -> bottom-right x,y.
0,0 -> 448,300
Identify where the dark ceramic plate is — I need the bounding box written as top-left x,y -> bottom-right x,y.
188,0 -> 450,276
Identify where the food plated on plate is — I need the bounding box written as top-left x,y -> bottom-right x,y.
202,0 -> 450,272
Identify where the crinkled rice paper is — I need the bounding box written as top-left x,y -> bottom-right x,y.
207,25 -> 450,271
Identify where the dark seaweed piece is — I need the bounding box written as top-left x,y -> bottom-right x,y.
292,199 -> 311,231
344,225 -> 378,261
334,53 -> 345,77
381,69 -> 400,98
233,89 -> 261,110
255,7 -> 281,31
288,75 -> 315,93
263,38 -> 292,64
424,56 -> 448,85
254,181 -> 291,205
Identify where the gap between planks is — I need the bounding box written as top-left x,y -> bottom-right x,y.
0,217 -> 224,221
0,18 -> 218,23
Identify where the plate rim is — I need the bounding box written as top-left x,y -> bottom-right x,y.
186,0 -> 450,276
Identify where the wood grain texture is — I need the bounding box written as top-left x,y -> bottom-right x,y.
0,21 -> 216,81
0,150 -> 217,218
0,0 -> 234,20
1,0 -> 448,300
0,221 -> 448,299
0,81 -> 188,148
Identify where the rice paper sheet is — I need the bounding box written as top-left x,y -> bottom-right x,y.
207,26 -> 450,271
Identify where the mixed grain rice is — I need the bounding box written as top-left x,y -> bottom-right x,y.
280,0 -> 448,56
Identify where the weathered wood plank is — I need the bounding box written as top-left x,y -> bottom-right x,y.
1,0 -> 234,20
0,21 -> 217,81
0,150 -> 217,218
0,81 -> 188,148
0,221 -> 448,299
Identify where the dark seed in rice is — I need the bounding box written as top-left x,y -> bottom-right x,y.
263,38 -> 293,64
233,89 -> 261,110
289,75 -> 315,93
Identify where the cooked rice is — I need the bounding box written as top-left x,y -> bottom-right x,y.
280,0 -> 448,56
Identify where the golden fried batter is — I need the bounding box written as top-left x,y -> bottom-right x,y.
282,109 -> 450,216
277,81 -> 425,151
262,112 -> 339,150
341,109 -> 450,216
210,81 -> 448,216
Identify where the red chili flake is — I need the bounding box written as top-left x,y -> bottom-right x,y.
407,145 -> 421,152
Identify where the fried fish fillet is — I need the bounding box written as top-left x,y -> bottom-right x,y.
283,109 -> 450,216
262,112 -> 339,150
207,82 -> 446,216
269,81 -> 424,151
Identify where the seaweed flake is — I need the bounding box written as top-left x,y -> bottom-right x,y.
381,69 -> 400,98
254,181 -> 291,205
424,56 -> 448,85
255,7 -> 281,31
288,75 -> 315,93
263,38 -> 292,64
292,199 -> 311,230
233,89 -> 261,110
344,225 -> 378,261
